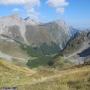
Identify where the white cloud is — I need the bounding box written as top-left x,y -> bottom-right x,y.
0,0 -> 40,21
24,1 -> 40,21
0,0 -> 40,6
47,0 -> 69,13
25,6 -> 40,21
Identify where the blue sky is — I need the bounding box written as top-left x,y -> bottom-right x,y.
0,0 -> 90,28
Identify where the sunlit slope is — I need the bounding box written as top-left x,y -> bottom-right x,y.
0,60 -> 34,87
19,66 -> 90,90
0,59 -> 90,90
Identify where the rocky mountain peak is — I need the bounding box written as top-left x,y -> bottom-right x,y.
24,17 -> 40,25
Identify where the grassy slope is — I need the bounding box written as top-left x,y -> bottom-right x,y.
0,60 -> 34,87
0,40 -> 28,58
53,56 -> 74,69
18,66 -> 90,90
0,59 -> 90,90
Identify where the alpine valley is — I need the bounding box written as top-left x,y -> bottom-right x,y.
0,14 -> 90,90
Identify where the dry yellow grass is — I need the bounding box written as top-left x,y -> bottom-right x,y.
18,66 -> 90,90
0,59 -> 90,90
0,59 -> 35,87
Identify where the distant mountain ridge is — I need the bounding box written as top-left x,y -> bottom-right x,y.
0,14 -> 79,67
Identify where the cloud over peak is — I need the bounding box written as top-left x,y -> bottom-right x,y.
0,0 -> 40,21
0,0 -> 69,20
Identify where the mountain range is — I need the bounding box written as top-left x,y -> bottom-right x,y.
0,14 -> 90,68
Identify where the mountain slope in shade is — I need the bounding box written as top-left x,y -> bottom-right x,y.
61,30 -> 90,64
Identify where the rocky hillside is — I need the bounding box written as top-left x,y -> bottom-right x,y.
0,14 -> 75,61
61,30 -> 90,64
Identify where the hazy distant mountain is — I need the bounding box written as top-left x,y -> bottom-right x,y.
0,15 -> 75,62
